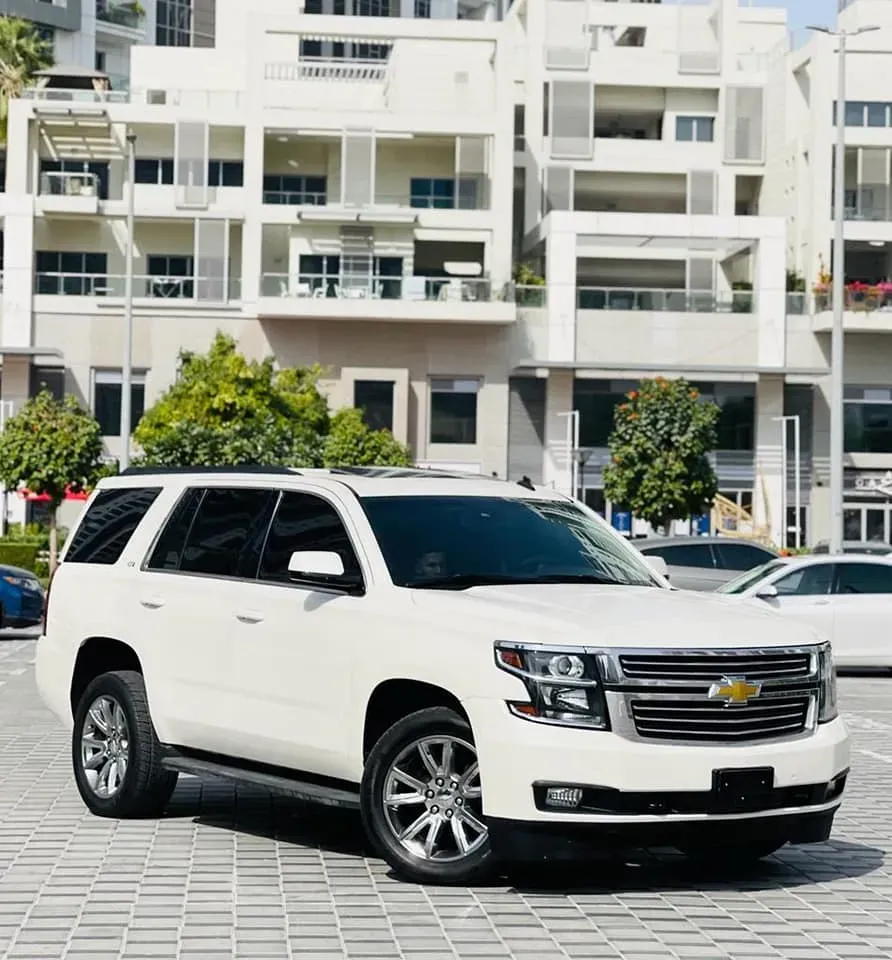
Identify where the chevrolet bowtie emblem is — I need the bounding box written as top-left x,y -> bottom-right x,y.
708,676 -> 762,705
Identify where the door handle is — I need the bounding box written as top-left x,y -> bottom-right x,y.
235,610 -> 264,625
811,599 -> 830,606
140,596 -> 165,610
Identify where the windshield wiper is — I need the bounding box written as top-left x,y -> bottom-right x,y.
407,573 -> 645,590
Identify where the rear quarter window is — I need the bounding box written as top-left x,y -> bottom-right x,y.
64,487 -> 161,565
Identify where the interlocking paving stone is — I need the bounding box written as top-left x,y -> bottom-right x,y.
1,639 -> 892,959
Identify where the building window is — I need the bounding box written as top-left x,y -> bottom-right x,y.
691,382 -> 755,451
833,101 -> 892,128
135,157 -> 175,184
35,251 -> 108,296
95,51 -> 106,72
30,366 -> 65,401
156,0 -> 193,46
208,160 -> 244,187
574,379 -> 636,448
415,0 -> 431,15
354,380 -> 395,432
675,115 -> 714,143
410,178 -> 456,209
262,174 -> 327,205
146,255 -> 194,298
844,386 -> 892,453
92,370 -> 146,436
298,255 -> 403,298
39,159 -> 110,199
430,378 -> 479,445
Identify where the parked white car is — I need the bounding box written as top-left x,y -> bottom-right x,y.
36,468 -> 849,884
717,554 -> 892,668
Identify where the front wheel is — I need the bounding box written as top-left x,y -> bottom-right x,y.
361,707 -> 494,884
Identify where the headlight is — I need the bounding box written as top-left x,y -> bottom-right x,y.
818,641 -> 838,723
494,642 -> 610,730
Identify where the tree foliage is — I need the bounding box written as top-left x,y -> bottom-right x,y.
322,408 -> 412,468
602,377 -> 719,532
0,17 -> 53,142
134,332 -> 414,469
0,390 -> 104,568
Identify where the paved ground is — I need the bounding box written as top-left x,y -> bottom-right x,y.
0,640 -> 891,960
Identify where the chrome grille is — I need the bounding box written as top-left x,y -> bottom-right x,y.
629,696 -> 811,743
619,651 -> 812,683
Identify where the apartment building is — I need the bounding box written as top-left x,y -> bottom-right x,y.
0,0 -> 516,527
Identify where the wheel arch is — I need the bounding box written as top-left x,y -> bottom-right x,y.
70,637 -> 143,717
363,678 -> 469,760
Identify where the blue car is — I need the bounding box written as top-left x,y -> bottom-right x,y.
0,565 -> 45,629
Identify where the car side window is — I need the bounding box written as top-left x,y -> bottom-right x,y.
258,491 -> 362,586
835,562 -> 892,595
774,564 -> 833,597
65,487 -> 160,564
714,542 -> 774,572
146,488 -> 203,571
176,488 -> 278,578
644,544 -> 715,569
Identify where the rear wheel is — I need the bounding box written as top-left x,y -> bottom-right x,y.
361,707 -> 494,885
72,669 -> 177,818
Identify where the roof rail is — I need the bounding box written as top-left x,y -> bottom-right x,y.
118,465 -> 301,476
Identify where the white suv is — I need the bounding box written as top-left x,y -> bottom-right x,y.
36,467 -> 850,884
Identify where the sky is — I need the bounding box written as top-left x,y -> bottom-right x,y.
750,0 -> 838,41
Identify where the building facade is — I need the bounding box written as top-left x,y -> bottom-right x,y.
3,0 -> 892,546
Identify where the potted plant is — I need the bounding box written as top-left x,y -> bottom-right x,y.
512,263 -> 545,306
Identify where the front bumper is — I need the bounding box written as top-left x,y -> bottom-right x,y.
464,697 -> 850,823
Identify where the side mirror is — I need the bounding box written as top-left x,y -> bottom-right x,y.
287,550 -> 345,580
755,583 -> 778,600
644,555 -> 669,579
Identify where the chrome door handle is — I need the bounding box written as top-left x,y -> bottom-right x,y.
140,597 -> 165,610
236,610 -> 264,625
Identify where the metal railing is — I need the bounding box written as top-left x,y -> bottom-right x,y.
260,273 -> 493,302
34,272 -> 242,302
262,190 -> 327,205
261,189 -> 487,211
20,87 -> 243,109
96,0 -> 143,29
38,171 -> 99,197
576,286 -> 755,313
265,59 -> 389,83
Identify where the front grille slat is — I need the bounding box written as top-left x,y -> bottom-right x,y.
620,651 -> 812,683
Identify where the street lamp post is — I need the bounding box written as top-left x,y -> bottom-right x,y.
808,23 -> 879,554
119,131 -> 136,472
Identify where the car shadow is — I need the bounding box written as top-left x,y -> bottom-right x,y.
164,779 -> 884,893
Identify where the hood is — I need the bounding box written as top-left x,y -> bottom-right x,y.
410,583 -> 820,650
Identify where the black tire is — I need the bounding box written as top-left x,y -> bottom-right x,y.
361,706 -> 494,885
72,669 -> 177,819
678,837 -> 786,866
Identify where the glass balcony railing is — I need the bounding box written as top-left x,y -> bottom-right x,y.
96,1 -> 143,29
34,272 -> 241,301
260,273 -> 495,302
576,286 -> 755,313
38,171 -> 100,197
813,284 -> 892,312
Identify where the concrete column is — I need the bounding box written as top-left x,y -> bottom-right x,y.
755,232 -> 786,369
544,217 -> 577,363
2,207 -> 35,350
542,369 -> 574,494
754,374 -> 785,546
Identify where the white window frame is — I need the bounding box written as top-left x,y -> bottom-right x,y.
675,114 -> 715,143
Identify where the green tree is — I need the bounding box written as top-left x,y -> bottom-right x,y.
603,377 -> 719,534
0,391 -> 104,570
134,333 -> 331,467
0,17 -> 53,143
322,408 -> 412,468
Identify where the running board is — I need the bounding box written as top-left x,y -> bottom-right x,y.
160,752 -> 361,809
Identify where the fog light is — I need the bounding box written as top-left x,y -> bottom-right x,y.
545,787 -> 583,809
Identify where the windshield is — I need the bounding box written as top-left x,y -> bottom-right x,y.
361,495 -> 659,589
716,559 -> 787,595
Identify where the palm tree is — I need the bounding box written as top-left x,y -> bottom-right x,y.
0,17 -> 54,142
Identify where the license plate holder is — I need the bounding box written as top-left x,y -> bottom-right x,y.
711,767 -> 774,813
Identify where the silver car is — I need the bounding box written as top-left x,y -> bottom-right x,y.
635,535 -> 779,591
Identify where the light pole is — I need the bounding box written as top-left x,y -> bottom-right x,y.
557,410 -> 580,499
773,414 -> 802,550
808,23 -> 879,554
119,131 -> 136,471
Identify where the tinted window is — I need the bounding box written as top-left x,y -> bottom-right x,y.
65,487 -> 160,564
643,543 -> 715,570
717,559 -> 787,595
714,542 -> 774,572
179,488 -> 277,578
259,492 -> 361,584
835,562 -> 892,595
774,563 -> 833,596
362,496 -> 657,588
146,488 -> 203,571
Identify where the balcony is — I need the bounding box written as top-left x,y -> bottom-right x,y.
258,272 -> 514,324
96,0 -> 144,31
33,272 -> 241,304
36,172 -> 100,215
845,186 -> 892,223
575,287 -> 754,314
812,283 -> 892,333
